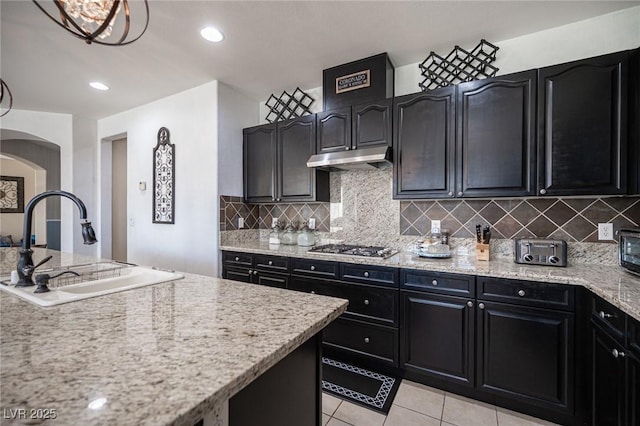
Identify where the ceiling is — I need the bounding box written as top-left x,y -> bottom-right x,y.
1,1 -> 638,120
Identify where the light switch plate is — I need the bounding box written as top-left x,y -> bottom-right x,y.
598,223 -> 614,240
238,217 -> 244,229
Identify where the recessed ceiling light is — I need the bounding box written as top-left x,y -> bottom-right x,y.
89,82 -> 109,91
200,26 -> 224,43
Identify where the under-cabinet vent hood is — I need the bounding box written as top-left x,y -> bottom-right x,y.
306,145 -> 392,171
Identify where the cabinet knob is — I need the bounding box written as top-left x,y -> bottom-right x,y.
467,301 -> 473,307
431,279 -> 438,286
612,348 -> 626,358
253,270 -> 258,275
363,271 -> 370,278
311,291 -> 315,294
345,147 -> 350,151
364,299 -> 370,305
364,337 -> 370,344
518,290 -> 526,297
457,191 -> 463,197
235,256 -> 240,262
479,303 -> 485,310
599,311 -> 613,319
248,269 -> 253,275
310,265 -> 316,271
268,260 -> 273,266
448,191 -> 454,197
272,197 -> 276,201
539,189 -> 547,195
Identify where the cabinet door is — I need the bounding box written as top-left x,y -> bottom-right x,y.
538,51 -> 628,196
457,71 -> 536,197
401,290 -> 474,386
591,323 -> 626,426
243,124 -> 277,203
477,302 -> 574,413
352,98 -> 392,148
278,115 -> 318,202
317,107 -> 351,153
393,87 -> 456,199
628,349 -> 640,426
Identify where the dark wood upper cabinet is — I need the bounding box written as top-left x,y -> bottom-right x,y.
244,116 -> 329,204
537,51 -> 629,196
316,107 -> 351,153
393,86 -> 456,199
456,70 -> 536,197
352,98 -> 392,148
243,123 -> 277,203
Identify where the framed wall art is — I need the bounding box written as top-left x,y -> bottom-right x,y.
0,175 -> 25,213
153,127 -> 175,224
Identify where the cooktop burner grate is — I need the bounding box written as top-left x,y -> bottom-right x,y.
308,244 -> 398,259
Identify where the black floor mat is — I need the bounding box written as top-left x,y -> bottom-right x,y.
321,357 -> 400,414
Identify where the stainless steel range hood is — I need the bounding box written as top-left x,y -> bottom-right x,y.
306,145 -> 392,171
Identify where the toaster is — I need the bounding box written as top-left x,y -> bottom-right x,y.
514,238 -> 567,267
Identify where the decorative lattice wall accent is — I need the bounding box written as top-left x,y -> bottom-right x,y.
265,87 -> 314,123
153,127 -> 175,224
419,39 -> 499,92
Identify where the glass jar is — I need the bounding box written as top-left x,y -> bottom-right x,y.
269,221 -> 282,245
297,222 -> 316,247
280,222 -> 298,245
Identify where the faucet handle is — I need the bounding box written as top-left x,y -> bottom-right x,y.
33,255 -> 53,270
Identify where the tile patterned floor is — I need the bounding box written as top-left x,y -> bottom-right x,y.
322,380 -> 559,426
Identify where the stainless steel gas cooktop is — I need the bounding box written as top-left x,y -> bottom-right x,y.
307,244 -> 398,259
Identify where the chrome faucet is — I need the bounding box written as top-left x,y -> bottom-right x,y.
16,190 -> 97,287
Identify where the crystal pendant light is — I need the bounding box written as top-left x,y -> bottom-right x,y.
0,79 -> 13,117
32,0 -> 149,46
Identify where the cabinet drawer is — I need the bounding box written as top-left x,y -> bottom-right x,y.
591,294 -> 626,343
340,263 -> 399,288
291,258 -> 339,279
289,276 -> 398,326
323,318 -> 398,365
254,254 -> 289,273
401,269 -> 475,297
222,251 -> 253,267
223,266 -> 252,283
478,278 -> 574,311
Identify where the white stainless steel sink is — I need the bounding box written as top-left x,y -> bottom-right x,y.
0,266 -> 184,307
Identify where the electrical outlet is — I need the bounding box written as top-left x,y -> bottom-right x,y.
308,218 -> 316,230
238,217 -> 244,229
129,217 -> 135,227
430,220 -> 441,234
598,223 -> 614,240
272,217 -> 278,228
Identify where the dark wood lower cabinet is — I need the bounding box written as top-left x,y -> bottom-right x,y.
626,349 -> 640,426
401,290 -> 474,386
591,323 -> 626,426
477,302 -> 574,414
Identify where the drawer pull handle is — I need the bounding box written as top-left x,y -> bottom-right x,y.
478,303 -> 485,310
599,311 -> 613,319
364,337 -> 370,344
518,290 -> 526,297
364,299 -> 370,305
467,301 -> 473,307
310,265 -> 316,271
235,256 -> 240,262
432,279 -> 438,286
268,260 -> 273,266
612,348 -> 625,358
363,271 -> 370,278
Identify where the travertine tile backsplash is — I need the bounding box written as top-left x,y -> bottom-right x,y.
220,169 -> 640,244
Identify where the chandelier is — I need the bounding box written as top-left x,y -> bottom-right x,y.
32,0 -> 149,46
0,79 -> 13,118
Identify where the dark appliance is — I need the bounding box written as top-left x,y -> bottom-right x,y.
307,244 -> 398,259
618,229 -> 640,276
514,238 -> 567,267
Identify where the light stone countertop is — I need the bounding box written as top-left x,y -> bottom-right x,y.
220,241 -> 640,322
0,248 -> 348,426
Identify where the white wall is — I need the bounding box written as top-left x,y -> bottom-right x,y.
217,83 -> 259,197
256,6 -> 640,119
98,81 -> 219,276
0,110 -> 78,251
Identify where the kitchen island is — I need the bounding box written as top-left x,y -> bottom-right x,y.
0,248 -> 348,425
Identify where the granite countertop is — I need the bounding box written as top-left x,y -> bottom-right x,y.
0,248 -> 348,426
220,241 -> 640,322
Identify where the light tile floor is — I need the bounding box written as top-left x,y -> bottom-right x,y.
322,380 -> 560,426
